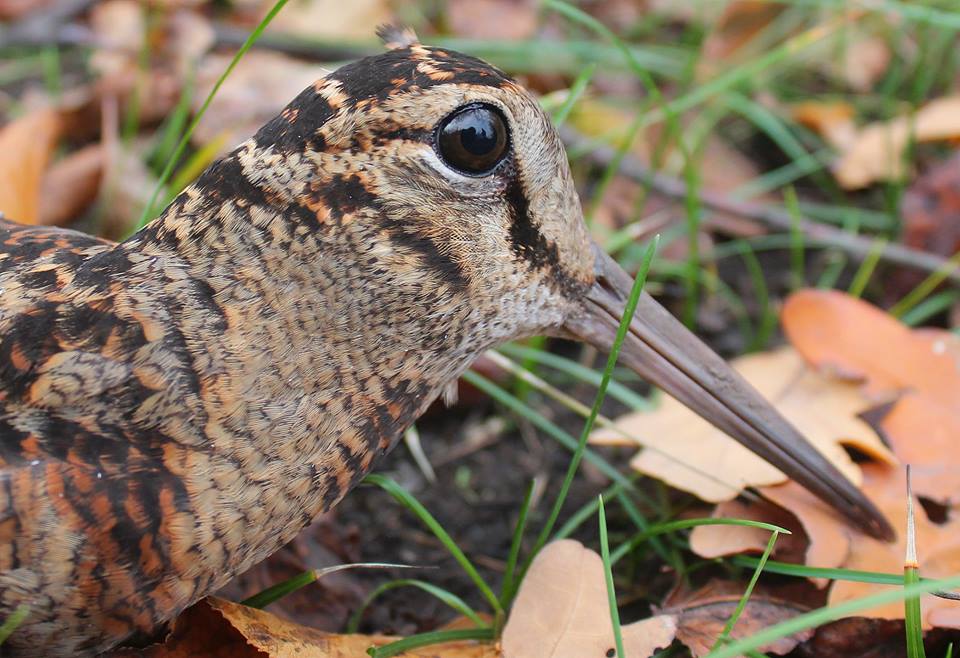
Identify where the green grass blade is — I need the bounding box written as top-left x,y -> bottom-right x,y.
0,605 -> 28,645
554,482 -> 624,541
526,237 -> 659,567
905,465 -> 926,658
711,530 -> 780,652
243,570 -> 317,609
552,63 -> 597,126
901,290 -> 960,327
732,557 -> 908,585
847,238 -> 887,298
242,562 -> 414,609
499,480 -> 535,609
785,186 -> 805,289
615,490 -> 678,569
347,579 -> 486,633
461,370 -> 637,491
705,574 -> 960,658
363,474 -> 502,616
150,72 -> 195,171
135,0 -> 290,230
890,251 -> 960,318
599,496 -> 626,658
612,518 -> 788,565
643,13 -> 851,129
740,245 -> 775,351
367,628 -> 495,658
497,343 -> 652,410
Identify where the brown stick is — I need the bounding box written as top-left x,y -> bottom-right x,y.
560,127 -> 960,286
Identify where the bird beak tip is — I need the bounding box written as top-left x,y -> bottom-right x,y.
560,245 -> 894,541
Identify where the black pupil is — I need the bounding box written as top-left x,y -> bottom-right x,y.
438,105 -> 507,174
460,117 -> 496,155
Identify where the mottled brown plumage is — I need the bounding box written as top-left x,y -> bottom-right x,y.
0,35 -> 890,656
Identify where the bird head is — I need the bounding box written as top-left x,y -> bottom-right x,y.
161,32 -> 891,540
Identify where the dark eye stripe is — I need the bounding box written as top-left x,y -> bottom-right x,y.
505,174 -> 584,297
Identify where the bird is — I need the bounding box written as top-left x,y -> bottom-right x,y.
0,27 -> 892,656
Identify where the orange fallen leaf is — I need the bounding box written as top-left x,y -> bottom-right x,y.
693,289 -> 960,629
591,347 -> 894,502
735,466 -> 960,629
0,109 -> 63,225
831,95 -> 960,188
783,289 -> 960,412
502,540 -> 677,658
107,596 -> 497,657
790,101 -> 858,150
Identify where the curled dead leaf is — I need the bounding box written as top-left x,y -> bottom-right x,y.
591,347 -> 894,502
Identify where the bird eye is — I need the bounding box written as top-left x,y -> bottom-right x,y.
436,104 -> 509,175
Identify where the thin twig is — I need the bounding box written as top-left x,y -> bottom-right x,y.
560,127 -> 960,286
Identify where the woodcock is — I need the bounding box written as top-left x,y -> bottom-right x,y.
0,29 -> 892,656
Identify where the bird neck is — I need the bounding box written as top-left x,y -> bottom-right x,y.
118,148 -> 490,577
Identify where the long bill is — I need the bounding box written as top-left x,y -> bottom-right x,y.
561,243 -> 894,541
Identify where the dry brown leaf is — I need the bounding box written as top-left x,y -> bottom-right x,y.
108,596 -> 498,657
89,0 -> 147,76
502,540 -> 677,658
665,581 -> 814,656
742,467 -> 960,629
838,34 -> 891,92
689,496 -> 810,564
833,95 -> 960,188
591,347 -> 895,502
806,616 -> 913,658
0,108 -> 63,225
